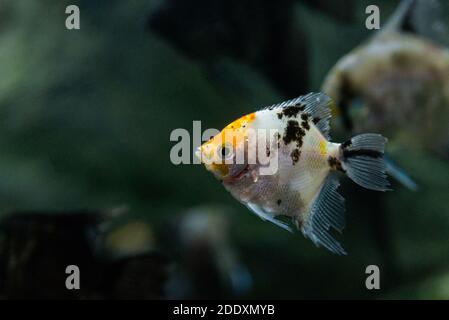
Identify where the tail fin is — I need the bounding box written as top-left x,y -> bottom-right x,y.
340,134 -> 390,192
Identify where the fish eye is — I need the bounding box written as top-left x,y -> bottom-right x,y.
217,144 -> 233,160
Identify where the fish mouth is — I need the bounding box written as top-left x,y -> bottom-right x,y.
197,146 -> 228,175
233,164 -> 249,179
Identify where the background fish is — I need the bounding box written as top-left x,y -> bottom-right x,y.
197,93 -> 390,255
322,0 -> 449,189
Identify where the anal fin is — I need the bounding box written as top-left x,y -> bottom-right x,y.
301,174 -> 347,255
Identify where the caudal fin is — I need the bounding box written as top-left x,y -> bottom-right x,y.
340,133 -> 390,192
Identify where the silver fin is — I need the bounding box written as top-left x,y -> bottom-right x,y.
385,156 -> 418,191
379,0 -> 414,36
340,133 -> 390,192
301,174 -> 347,255
265,92 -> 332,139
245,202 -> 293,233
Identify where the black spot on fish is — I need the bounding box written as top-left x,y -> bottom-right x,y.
312,117 -> 320,124
328,156 -> 338,167
283,120 -> 305,148
301,120 -> 310,131
277,199 -> 282,205
300,113 -> 310,130
277,112 -> 283,119
275,132 -> 282,148
341,139 -> 352,149
291,148 -> 300,165
281,104 -> 304,118
328,156 -> 345,172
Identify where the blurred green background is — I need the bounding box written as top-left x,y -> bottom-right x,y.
0,0 -> 448,299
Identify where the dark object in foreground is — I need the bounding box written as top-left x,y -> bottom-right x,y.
0,211 -> 170,299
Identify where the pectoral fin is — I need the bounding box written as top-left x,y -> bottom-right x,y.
245,202 -> 293,233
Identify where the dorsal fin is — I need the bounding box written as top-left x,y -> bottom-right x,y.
377,0 -> 449,47
379,0 -> 414,36
265,92 -> 332,139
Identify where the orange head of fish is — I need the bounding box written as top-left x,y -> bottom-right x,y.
196,112 -> 255,179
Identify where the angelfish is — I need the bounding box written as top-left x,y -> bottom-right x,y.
196,93 -> 390,255
322,0 -> 449,189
